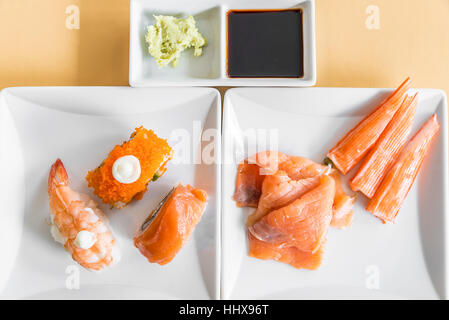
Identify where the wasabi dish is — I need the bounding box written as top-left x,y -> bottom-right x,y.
145,15 -> 207,68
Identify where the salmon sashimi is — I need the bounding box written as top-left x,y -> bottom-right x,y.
366,114 -> 440,223
134,184 -> 208,265
327,77 -> 411,174
248,232 -> 325,270
330,170 -> 356,228
247,151 -> 329,179
350,93 -> 418,198
248,176 -> 335,254
246,151 -> 291,175
234,151 -> 355,228
233,151 -> 330,209
246,171 -> 321,227
279,156 -> 330,180
233,163 -> 266,208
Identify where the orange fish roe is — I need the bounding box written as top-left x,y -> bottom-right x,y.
86,127 -> 173,208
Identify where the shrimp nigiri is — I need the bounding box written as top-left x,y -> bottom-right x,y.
48,159 -> 120,271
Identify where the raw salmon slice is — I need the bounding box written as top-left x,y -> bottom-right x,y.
327,77 -> 411,175
246,151 -> 291,175
247,151 -> 329,179
233,151 -> 327,208
330,170 -> 356,228
350,93 -> 418,198
248,175 -> 335,254
248,232 -> 325,270
366,114 -> 440,223
246,170 -> 321,226
233,163 -> 265,207
234,151 -> 355,227
134,184 -> 208,265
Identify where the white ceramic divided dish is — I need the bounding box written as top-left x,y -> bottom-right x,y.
129,0 -> 316,86
0,87 -> 221,299
222,87 -> 448,299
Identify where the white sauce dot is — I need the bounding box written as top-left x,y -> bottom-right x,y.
112,155 -> 141,184
74,230 -> 97,250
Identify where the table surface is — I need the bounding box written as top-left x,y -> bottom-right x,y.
0,0 -> 448,97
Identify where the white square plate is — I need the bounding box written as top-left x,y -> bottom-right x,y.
0,87 -> 221,299
129,0 -> 316,87
222,87 -> 448,299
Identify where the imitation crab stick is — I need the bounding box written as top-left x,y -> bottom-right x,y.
350,93 -> 418,198
366,114 -> 440,223
327,77 -> 411,175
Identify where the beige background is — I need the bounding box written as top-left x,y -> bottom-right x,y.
0,0 -> 448,95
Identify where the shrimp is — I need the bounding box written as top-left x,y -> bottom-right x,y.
48,159 -> 119,271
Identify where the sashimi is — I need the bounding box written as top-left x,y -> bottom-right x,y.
134,184 -> 208,265
246,151 -> 290,175
248,232 -> 325,270
350,93 -> 418,198
330,170 -> 356,228
327,77 -> 411,174
248,176 -> 335,254
246,171 -> 321,226
234,151 -> 355,228
233,151 -> 331,209
233,163 -> 265,207
366,114 -> 440,223
247,151 -> 329,179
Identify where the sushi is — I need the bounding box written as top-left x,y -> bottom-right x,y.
327,77 -> 411,174
366,114 -> 440,223
48,159 -> 120,271
134,183 -> 208,265
86,126 -> 173,208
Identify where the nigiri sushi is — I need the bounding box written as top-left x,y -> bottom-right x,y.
134,183 -> 208,265
48,159 -> 120,271
86,127 -> 173,208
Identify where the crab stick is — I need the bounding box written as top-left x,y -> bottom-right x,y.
327,77 -> 411,174
350,93 -> 418,198
366,114 -> 440,223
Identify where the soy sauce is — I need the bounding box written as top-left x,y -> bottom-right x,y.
227,9 -> 304,78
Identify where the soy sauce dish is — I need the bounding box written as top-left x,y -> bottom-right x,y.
129,0 -> 316,86
227,9 -> 304,78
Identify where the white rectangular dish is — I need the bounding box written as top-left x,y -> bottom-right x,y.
222,87 -> 448,299
0,87 -> 221,299
129,0 -> 316,87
